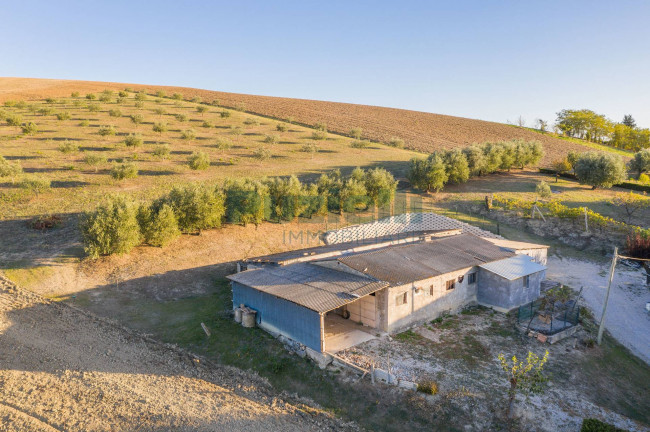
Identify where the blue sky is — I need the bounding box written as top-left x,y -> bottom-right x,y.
3,1 -> 649,127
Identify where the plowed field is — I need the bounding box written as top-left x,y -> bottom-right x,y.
0,77 -> 603,165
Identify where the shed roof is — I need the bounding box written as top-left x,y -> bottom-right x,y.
338,233 -> 515,285
483,238 -> 549,251
227,263 -> 388,313
479,254 -> 547,280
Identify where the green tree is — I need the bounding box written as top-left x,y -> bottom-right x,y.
0,156 -> 22,181
175,113 -> 188,122
181,129 -> 196,141
462,145 -> 486,176
440,149 -> 469,184
111,163 -> 138,180
339,177 -> 368,213
98,125 -> 116,137
630,148 -> 650,178
130,114 -> 144,126
223,178 -> 269,225
536,181 -> 552,198
574,152 -> 627,189
349,127 -> 362,139
124,134 -> 143,148
266,175 -> 305,221
188,151 -> 210,170
610,192 -> 650,223
622,114 -> 636,128
407,156 -> 448,192
56,111 -> 71,121
80,195 -> 142,258
5,114 -> 22,127
21,122 -> 38,135
364,167 -> 397,209
153,122 -> 168,135
153,144 -> 171,158
138,203 -> 180,247
567,151 -> 579,174
161,184 -> 225,232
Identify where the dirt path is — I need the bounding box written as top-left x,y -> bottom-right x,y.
0,274 -> 354,432
546,256 -> 650,364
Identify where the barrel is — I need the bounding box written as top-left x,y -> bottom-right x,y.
234,308 -> 242,323
242,309 -> 257,328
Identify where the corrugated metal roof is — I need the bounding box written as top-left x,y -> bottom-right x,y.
479,254 -> 547,280
338,233 -> 515,285
483,238 -> 549,251
227,263 -> 388,313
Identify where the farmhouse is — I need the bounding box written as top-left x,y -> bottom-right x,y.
228,214 -> 548,353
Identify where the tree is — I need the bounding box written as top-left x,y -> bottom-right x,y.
463,145 -> 486,176
98,125 -> 116,137
622,114 -> 636,128
610,192 -> 650,223
253,147 -> 272,161
80,195 -> 142,258
407,155 -> 448,192
19,177 -> 51,196
56,111 -> 71,121
536,181 -> 552,198
388,137 -> 405,148
314,121 -> 327,131
137,203 -> 180,247
630,148 -> 650,178
223,179 -> 269,225
566,151 -> 579,174
536,119 -> 548,133
154,107 -> 166,118
124,134 -> 143,148
181,129 -> 196,141
175,113 -> 188,122
83,153 -> 107,172
497,350 -> 549,417
196,105 -> 208,115
20,122 -> 38,135
364,167 -> 397,209
264,134 -> 279,144
130,114 -> 144,126
301,142 -> 318,156
574,152 -> 627,189
188,151 -> 210,170
0,156 -> 22,181
440,149 -> 469,184
153,144 -> 170,159
482,142 -> 503,174
161,184 -> 225,232
552,158 -> 572,175
311,130 -> 327,140
5,114 -> 22,127
276,123 -> 288,132
153,122 -> 168,135
516,116 -> 526,127
339,177 -> 368,213
349,127 -> 363,139
265,175 -> 305,221
111,163 -> 138,180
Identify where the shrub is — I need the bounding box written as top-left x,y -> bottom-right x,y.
160,184 -> 225,232
87,103 -> 100,112
5,114 -> 22,126
190,96 -> 202,103
175,113 -> 188,122
215,138 -> 233,151
130,114 -> 144,126
83,153 -> 107,171
314,121 -> 327,131
135,92 -> 147,101
172,93 -> 183,100
153,107 -> 166,117
416,380 -> 438,395
137,203 -> 180,247
111,163 -> 138,180
155,90 -> 166,98
575,152 -> 627,189
220,110 -> 231,118
56,111 -> 71,121
387,137 -> 405,148
20,122 -> 38,135
180,129 -> 196,140
71,91 -> 80,98
79,119 -> 90,127
202,120 -> 213,128
536,181 -> 552,198
253,147 -> 272,161
99,94 -> 111,102
98,125 -> 117,137
0,156 -> 22,178
263,134 -> 278,144
108,108 -> 122,118
3,101 -> 17,107
80,195 -> 141,258
350,140 -> 368,148
118,90 -> 129,98
235,102 -> 246,112
350,127 -> 363,140
153,122 -> 168,135
134,101 -> 144,108
19,176 -> 51,194
552,158 -> 572,174
196,105 -> 208,115
311,130 -> 328,140
86,93 -> 96,100
580,418 -> 627,432
101,89 -> 114,97
14,101 -> 26,109
224,178 -> 269,225
630,148 -> 650,178
301,143 -> 318,155
188,151 -> 210,170
230,126 -> 243,139
45,98 -> 57,104
244,117 -> 259,126
153,144 -> 171,158
124,134 -> 143,147
58,140 -> 79,153
639,173 -> 650,185
276,123 -> 288,132
211,98 -> 220,106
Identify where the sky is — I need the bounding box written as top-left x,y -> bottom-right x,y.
2,1 -> 649,127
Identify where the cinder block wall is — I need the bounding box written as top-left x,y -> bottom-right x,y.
477,269 -> 544,312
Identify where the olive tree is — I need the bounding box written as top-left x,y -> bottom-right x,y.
574,152 -> 627,189
137,203 -> 180,247
407,155 -> 448,192
440,149 -> 469,184
364,167 -> 397,209
153,122 -> 168,135
223,178 -> 269,225
630,148 -> 650,178
130,114 -> 144,126
188,151 -> 210,170
160,184 -> 225,232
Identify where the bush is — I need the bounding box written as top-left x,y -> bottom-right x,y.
98,125 -> 117,137
188,151 -> 210,170
80,195 -> 141,258
45,98 -> 57,104
130,114 -> 144,125
99,93 -> 111,103
580,418 -> 628,432
86,93 -> 96,100
253,147 -> 272,161
639,173 -> 650,185
134,101 -> 144,108
314,121 -> 327,131
58,140 -> 79,153
118,90 -> 128,98
71,91 -> 80,98
137,203 -> 180,247
311,130 -> 328,140
202,120 -> 213,128
387,137 -> 405,148
135,92 -> 147,101
0,156 -> 22,178
263,134 -> 278,144
19,176 -> 51,194
350,140 -> 368,148
536,181 -> 552,198
276,123 -> 288,132
243,117 -> 259,126
190,96 -> 202,103
83,153 -> 107,171
630,148 -> 650,178
154,107 -> 166,117
155,90 -> 166,98
575,152 -> 628,189
416,380 -> 438,395
349,127 -> 362,140
153,144 -> 171,158
224,178 -> 269,225
108,108 -> 122,118
111,163 -> 138,180
175,113 -> 188,122
124,134 -> 143,147
5,114 -> 22,126
153,122 -> 168,134
79,119 -> 90,127
87,103 -> 100,112
215,138 -> 233,151
20,122 -> 38,135
56,111 -> 71,121
180,129 -> 196,140
301,143 -> 318,154
160,184 -> 225,232
172,93 -> 183,100
220,110 -> 231,118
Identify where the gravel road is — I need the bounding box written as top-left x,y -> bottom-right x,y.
546,256 -> 650,364
0,275 -> 355,432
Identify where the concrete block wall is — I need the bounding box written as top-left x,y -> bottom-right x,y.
477,269 -> 545,312
346,295 -> 377,327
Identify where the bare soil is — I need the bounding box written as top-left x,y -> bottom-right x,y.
0,274 -> 355,432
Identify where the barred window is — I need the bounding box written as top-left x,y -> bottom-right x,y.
445,279 -> 455,291
396,292 -> 408,306
468,273 -> 477,284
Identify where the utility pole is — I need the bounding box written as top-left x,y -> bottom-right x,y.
597,247 -> 618,345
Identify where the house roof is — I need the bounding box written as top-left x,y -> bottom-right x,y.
227,262 -> 389,313
337,233 -> 515,286
483,238 -> 549,251
479,254 -> 547,280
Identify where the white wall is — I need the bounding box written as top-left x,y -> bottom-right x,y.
347,295 -> 377,327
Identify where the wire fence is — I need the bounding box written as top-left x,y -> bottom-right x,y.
518,299 -> 580,335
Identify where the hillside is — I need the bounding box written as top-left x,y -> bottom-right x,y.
0,77 -> 602,165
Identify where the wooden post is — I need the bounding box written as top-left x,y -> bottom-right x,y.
597,247 -> 618,345
584,207 -> 589,233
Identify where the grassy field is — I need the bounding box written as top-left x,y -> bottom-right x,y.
0,91 -> 421,219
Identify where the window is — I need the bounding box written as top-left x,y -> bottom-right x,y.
395,292 -> 408,306
468,273 -> 477,285
445,279 -> 455,291
523,275 -> 530,288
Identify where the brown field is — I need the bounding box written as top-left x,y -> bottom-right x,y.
0,77 -> 611,166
